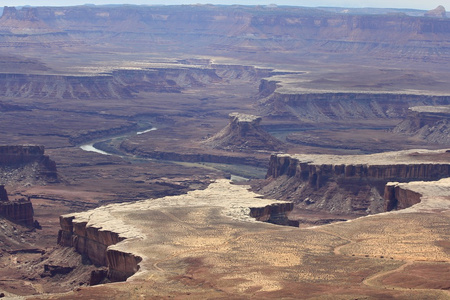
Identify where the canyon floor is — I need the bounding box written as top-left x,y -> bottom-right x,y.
0,4 -> 449,299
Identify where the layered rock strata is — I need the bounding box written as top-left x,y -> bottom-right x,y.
203,112 -> 284,152
57,214 -> 141,282
257,149 -> 450,215
2,5 -> 450,59
0,145 -> 57,181
0,186 -> 34,226
258,92 -> 450,122
58,180 -> 294,283
384,177 -> 450,212
393,106 -> 450,145
0,63 -> 270,100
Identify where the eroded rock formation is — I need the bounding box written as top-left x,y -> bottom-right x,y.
384,182 -> 422,211
203,112 -> 284,152
57,215 -> 141,282
393,106 -> 450,145
0,145 -> 57,184
249,202 -> 298,226
384,177 -> 450,211
0,186 -> 34,226
255,149 -> 450,215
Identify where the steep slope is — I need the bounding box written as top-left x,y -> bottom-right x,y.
255,149 -> 450,215
393,105 -> 450,145
202,112 -> 284,152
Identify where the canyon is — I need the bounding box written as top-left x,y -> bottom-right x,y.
0,3 -> 449,299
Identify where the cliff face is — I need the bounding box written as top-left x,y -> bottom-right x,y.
383,177 -> 450,211
0,185 -> 8,201
256,150 -> 450,215
202,113 -> 284,152
249,202 -> 298,226
57,215 -> 142,282
393,106 -> 450,145
384,183 -> 422,211
0,63 -> 271,100
0,145 -> 57,181
258,92 -> 450,122
0,186 -> 34,226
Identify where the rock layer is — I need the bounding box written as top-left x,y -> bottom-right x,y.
57,215 -> 141,282
258,92 -> 450,122
384,177 -> 450,212
256,149 -> 450,215
0,186 -> 34,226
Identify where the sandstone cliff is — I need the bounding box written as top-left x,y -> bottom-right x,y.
384,177 -> 450,211
0,186 -> 34,227
202,112 -> 284,152
255,149 -> 450,215
57,215 -> 141,282
384,182 -> 422,211
393,106 -> 450,145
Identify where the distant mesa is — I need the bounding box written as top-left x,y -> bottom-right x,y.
203,112 -> 284,152
0,145 -> 58,185
425,5 -> 447,18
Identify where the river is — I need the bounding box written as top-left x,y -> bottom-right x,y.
78,127 -> 266,180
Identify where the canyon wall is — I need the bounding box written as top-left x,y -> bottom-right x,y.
256,150 -> 450,215
393,106 -> 450,145
0,186 -> 34,227
57,215 -> 142,282
258,92 -> 450,122
0,64 -> 270,100
384,182 -> 423,211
